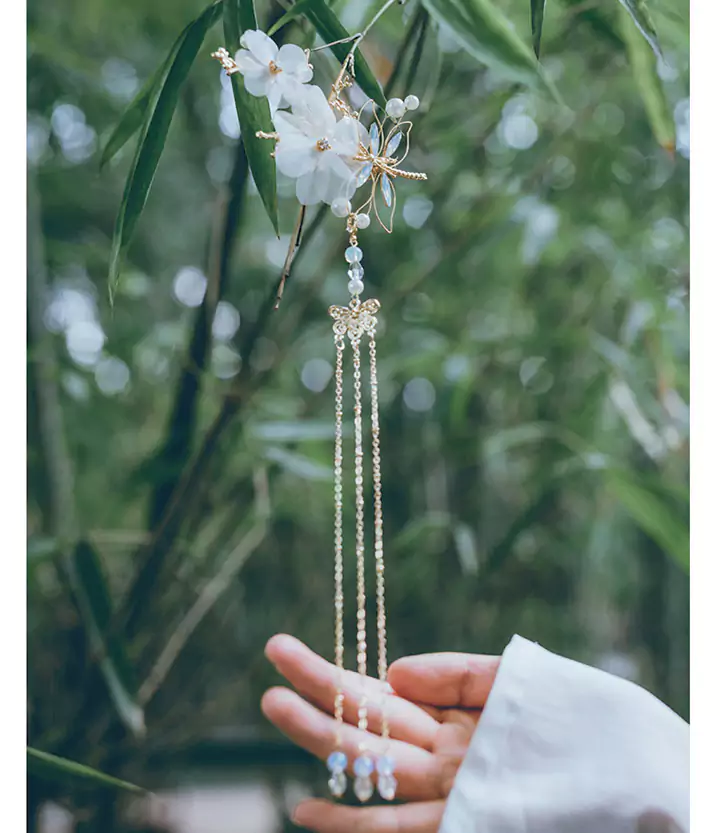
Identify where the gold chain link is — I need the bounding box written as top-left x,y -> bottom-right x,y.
351,334 -> 369,738
333,334 -> 345,748
368,333 -> 389,741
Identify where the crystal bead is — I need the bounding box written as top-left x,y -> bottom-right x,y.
329,770 -> 347,798
404,94 -> 420,111
376,755 -> 395,776
356,213 -> 371,229
331,198 -> 352,218
345,245 -> 363,263
354,775 -> 374,803
348,263 -> 364,280
348,278 -> 365,295
327,751 -> 348,772
353,755 -> 374,778
377,773 -> 398,801
385,97 -> 406,120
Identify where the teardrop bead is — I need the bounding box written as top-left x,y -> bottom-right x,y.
354,775 -> 374,803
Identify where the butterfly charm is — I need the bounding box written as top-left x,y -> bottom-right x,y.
353,110 -> 427,233
329,297 -> 381,340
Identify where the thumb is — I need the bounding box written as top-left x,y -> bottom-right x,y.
388,652 -> 501,709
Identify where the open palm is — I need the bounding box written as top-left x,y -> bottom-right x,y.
261,634 -> 500,832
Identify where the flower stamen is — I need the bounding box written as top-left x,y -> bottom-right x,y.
268,60 -> 282,74
316,138 -> 332,152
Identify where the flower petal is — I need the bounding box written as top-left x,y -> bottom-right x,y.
235,49 -> 266,76
267,78 -> 283,112
240,30 -> 278,65
275,135 -> 317,178
242,71 -> 271,99
296,169 -> 325,205
276,44 -> 312,81
277,76 -> 309,110
331,117 -> 364,159
293,84 -> 337,135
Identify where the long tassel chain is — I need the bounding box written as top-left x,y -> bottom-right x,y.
326,247 -> 396,802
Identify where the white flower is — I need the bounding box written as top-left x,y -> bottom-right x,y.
235,30 -> 312,111
273,85 -> 369,206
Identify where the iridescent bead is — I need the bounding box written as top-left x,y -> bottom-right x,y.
355,213 -> 371,229
376,755 -> 395,776
327,751 -> 348,772
354,775 -> 374,802
345,245 -> 363,263
347,263 -> 364,281
377,773 -> 398,801
348,278 -> 365,295
404,94 -> 420,111
329,770 -> 347,797
353,755 -> 375,778
385,97 -> 406,120
331,198 -> 352,218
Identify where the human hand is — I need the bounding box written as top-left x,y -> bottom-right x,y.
261,634 -> 500,832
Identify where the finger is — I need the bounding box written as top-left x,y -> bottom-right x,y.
261,687 -> 442,801
388,653 -> 501,709
266,634 -> 439,749
293,798 -> 445,833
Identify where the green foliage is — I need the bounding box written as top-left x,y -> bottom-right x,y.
108,1 -> 224,300
222,0 -> 279,235
27,748 -> 145,793
616,0 -> 663,58
530,0 -> 546,58
421,0 -> 558,99
618,5 -> 675,152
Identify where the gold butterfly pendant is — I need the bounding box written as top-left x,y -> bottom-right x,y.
329,297 -> 381,340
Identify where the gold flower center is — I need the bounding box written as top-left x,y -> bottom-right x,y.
316,138 -> 332,152
268,60 -> 282,74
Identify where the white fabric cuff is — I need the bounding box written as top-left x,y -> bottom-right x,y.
439,634 -> 689,833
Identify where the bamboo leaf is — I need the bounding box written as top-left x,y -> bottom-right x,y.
108,1 -> 223,300
272,0 -> 386,106
27,748 -> 144,793
605,471 -> 688,571
264,446 -> 333,481
223,0 -> 279,235
99,26 -> 186,172
616,0 -> 663,59
72,540 -> 145,737
421,0 -> 560,101
618,7 -> 674,152
268,0 -> 313,36
530,0 -> 546,58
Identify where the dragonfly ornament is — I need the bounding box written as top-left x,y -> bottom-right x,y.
352,111 -> 428,233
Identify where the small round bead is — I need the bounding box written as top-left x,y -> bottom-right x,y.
355,212 -> 371,229
347,263 -> 364,281
348,278 -> 365,295
331,197 -> 352,218
404,94 -> 420,111
353,755 -> 375,778
327,751 -> 348,772
385,97 -> 406,120
345,245 -> 363,263
376,755 -> 396,776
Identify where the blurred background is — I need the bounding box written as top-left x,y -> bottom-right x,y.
27,0 -> 689,831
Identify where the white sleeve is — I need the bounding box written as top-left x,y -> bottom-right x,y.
439,634 -> 689,833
